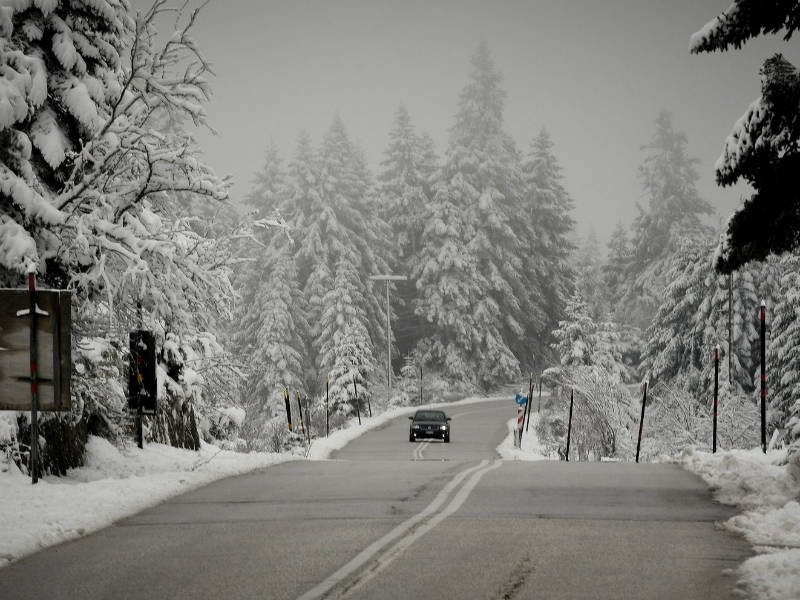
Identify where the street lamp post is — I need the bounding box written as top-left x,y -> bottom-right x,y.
369,274 -> 407,406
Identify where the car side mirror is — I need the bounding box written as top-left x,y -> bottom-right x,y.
446,417 -> 452,421
408,416 -> 414,420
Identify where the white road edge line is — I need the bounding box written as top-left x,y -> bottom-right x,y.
337,459 -> 504,599
295,460 -> 489,600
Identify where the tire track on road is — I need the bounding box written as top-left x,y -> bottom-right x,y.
296,459 -> 502,600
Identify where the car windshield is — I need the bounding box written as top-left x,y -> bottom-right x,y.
414,411 -> 445,422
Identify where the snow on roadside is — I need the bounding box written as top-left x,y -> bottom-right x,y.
0,437 -> 296,568
679,447 -> 800,600
307,394 -> 509,460
496,413 -> 550,460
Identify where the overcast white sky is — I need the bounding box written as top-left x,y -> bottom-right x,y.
136,0 -> 800,244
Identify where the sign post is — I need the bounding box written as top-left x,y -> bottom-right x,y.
129,330 -> 156,448
28,273 -> 40,483
1,284 -> 71,484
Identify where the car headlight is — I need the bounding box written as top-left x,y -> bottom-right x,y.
412,424 -> 420,429
440,425 -> 447,430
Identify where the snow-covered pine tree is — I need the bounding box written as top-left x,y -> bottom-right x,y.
316,256 -> 376,414
572,230 -> 607,321
552,293 -> 596,368
603,222 -> 632,317
2,2 -> 242,469
413,176 -> 486,388
522,129 -> 576,361
623,112 -> 713,330
415,42 -> 524,387
238,246 -> 307,444
299,117 -> 390,400
243,141 -> 286,220
767,252 -> 800,443
644,233 -> 769,399
379,105 -> 431,261
644,236 -> 713,394
378,106 -> 439,359
0,0 -> 131,285
692,4 -> 800,272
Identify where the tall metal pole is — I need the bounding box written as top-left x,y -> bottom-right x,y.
369,274 -> 406,406
28,272 -> 39,484
713,345 -> 719,454
760,300 -> 767,453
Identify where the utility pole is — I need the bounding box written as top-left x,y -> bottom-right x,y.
369,274 -> 407,406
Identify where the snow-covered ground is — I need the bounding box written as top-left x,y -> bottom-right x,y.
679,448 -> 800,600
0,437 -> 297,568
495,412 -> 551,460
0,394 -> 508,569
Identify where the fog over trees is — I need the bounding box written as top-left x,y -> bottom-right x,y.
0,0 -> 799,472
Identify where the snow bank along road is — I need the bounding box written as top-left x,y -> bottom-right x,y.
0,399 -> 751,599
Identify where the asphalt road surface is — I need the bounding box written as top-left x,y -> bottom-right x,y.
0,398 -> 751,599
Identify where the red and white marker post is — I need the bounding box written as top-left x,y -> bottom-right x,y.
713,345 -> 719,454
760,300 -> 767,453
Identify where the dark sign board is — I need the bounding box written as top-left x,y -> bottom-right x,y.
129,330 -> 157,414
0,289 -> 71,411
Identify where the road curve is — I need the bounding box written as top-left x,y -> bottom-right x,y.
0,398 -> 750,599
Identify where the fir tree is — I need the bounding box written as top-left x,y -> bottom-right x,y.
317,257 -> 376,413
692,3 -> 800,272
552,294 -> 596,368
522,129 -> 576,360
379,105 -> 433,261
623,112 -> 713,329
572,230 -> 607,321
415,42 -> 524,387
603,222 -> 632,316
767,253 -> 800,442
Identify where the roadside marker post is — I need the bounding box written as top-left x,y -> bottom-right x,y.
636,381 -> 648,463
325,377 -> 330,438
713,346 -> 719,453
537,375 -> 542,414
523,374 -> 533,435
284,388 -> 293,432
353,376 -> 362,425
304,401 -> 312,444
295,392 -> 306,436
760,301 -> 767,454
565,388 -> 574,462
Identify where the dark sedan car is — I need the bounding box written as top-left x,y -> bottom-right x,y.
408,410 -> 451,442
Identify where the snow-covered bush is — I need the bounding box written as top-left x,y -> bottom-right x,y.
640,382 -> 760,460
538,365 -> 637,461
